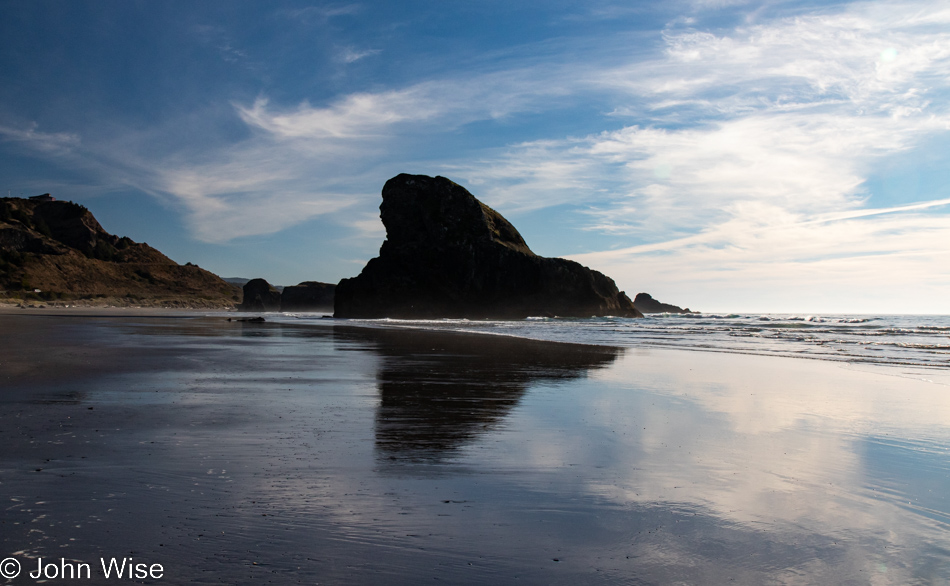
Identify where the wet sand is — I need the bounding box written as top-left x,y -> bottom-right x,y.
1,312 -> 949,584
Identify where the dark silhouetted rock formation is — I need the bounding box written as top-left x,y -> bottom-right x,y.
633,293 -> 695,314
0,196 -> 240,307
280,281 -> 335,311
236,279 -> 336,312
239,278 -> 281,312
335,174 -> 642,319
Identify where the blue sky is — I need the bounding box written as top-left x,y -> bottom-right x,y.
1,0 -> 948,313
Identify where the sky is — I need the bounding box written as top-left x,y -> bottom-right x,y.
1,0 -> 948,314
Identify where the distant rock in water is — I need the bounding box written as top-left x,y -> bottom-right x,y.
239,278 -> 281,312
280,281 -> 335,311
633,293 -> 695,314
335,174 -> 642,319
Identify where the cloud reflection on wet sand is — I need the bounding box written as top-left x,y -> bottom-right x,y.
0,313 -> 947,584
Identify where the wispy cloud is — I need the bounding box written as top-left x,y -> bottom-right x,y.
192,24 -> 253,66
335,46 -> 380,64
236,93 -> 434,139
0,123 -> 81,154
282,4 -> 363,24
140,69 -> 581,242
151,136 -> 371,242
234,66 -> 575,141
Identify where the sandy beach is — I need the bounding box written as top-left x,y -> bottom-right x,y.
1,310 -> 949,584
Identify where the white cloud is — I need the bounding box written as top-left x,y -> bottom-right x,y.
610,5 -> 950,114
236,93 -> 436,139
570,204 -> 950,312
435,0 -> 950,311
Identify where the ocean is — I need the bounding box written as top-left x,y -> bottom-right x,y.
273,312 -> 950,370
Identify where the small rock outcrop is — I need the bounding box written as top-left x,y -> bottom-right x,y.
237,279 -> 336,312
280,281 -> 335,311
334,174 -> 642,319
239,278 -> 281,312
633,293 -> 694,314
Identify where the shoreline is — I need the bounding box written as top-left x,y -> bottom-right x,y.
4,306 -> 948,378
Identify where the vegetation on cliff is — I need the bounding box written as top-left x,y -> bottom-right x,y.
0,197 -> 240,307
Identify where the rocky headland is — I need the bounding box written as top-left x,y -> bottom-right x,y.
633,292 -> 695,314
334,174 -> 642,319
0,196 -> 240,308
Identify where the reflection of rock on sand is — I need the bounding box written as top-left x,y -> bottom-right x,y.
336,327 -> 622,461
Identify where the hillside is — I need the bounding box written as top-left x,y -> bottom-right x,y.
0,196 -> 240,307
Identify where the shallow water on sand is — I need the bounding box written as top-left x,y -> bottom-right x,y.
1,314 -> 949,584
289,313 -> 950,370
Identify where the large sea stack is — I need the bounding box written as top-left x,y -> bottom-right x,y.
334,174 -> 642,319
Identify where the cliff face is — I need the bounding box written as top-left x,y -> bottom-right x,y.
335,174 -> 642,319
0,197 -> 240,306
